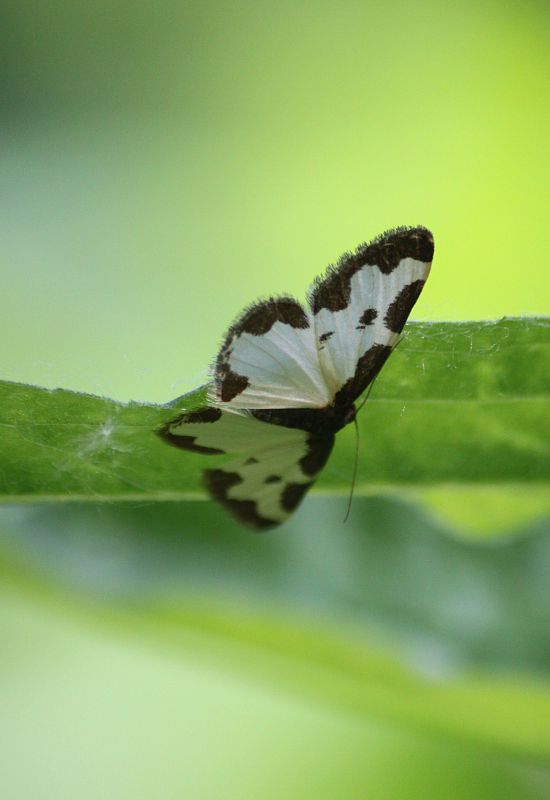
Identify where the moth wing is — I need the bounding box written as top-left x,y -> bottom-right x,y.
159,406 -> 334,530
211,297 -> 331,410
309,226 -> 434,405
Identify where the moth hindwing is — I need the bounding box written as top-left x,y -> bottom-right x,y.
159,226 -> 434,530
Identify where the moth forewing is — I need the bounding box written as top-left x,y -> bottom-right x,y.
310,227 -> 433,400
210,297 -> 330,410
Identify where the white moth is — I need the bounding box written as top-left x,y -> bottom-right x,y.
159,226 -> 434,530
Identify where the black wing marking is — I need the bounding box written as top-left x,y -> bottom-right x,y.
308,226 -> 434,406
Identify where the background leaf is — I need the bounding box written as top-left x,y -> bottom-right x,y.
1,495 -> 550,761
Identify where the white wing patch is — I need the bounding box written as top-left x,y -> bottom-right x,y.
210,298 -> 331,409
159,406 -> 334,529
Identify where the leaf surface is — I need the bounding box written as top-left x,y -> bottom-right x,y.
1,319 -> 548,517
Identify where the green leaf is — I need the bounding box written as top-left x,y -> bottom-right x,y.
1,496 -> 550,762
1,318 -> 548,531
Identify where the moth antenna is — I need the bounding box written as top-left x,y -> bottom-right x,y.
355,333 -> 404,417
343,415 -> 360,523
356,373 -> 378,416
343,353 -> 391,522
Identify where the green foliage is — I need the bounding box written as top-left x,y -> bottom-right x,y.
2,1 -> 550,794
1,495 -> 550,761
0,316 -> 549,765
1,319 -> 548,517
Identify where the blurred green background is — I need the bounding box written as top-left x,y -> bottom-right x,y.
1,1 -> 549,798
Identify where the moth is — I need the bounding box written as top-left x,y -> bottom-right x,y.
159,226 -> 434,530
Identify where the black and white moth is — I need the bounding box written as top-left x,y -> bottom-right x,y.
159,226 -> 434,530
